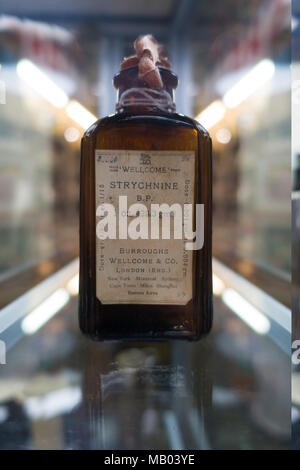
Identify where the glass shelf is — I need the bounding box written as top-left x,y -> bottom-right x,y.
0,293 -> 290,450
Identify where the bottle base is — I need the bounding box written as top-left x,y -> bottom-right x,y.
79,324 -> 212,343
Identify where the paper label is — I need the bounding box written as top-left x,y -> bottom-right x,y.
95,150 -> 195,305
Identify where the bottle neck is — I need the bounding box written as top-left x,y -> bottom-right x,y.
114,66 -> 178,114
116,87 -> 176,114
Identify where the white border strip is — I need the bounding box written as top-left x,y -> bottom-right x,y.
213,258 -> 291,332
0,258 -> 79,334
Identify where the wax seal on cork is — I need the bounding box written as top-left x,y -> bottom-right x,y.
121,35 -> 171,89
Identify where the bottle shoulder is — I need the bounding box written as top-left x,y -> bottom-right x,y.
174,114 -> 211,139
83,111 -> 211,141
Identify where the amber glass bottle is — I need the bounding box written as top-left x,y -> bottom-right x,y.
79,65 -> 212,341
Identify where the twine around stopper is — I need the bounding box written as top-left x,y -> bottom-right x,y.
116,87 -> 176,112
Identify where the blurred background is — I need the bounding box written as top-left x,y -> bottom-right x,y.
292,0 -> 300,450
0,0 -> 292,450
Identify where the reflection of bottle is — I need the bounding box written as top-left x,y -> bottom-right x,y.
79,341 -> 213,449
79,35 -> 212,340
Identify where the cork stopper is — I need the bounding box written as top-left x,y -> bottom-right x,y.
121,35 -> 171,89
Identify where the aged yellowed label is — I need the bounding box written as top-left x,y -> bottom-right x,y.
95,150 -> 195,305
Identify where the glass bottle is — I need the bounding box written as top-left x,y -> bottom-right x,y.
79,65 -> 212,340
